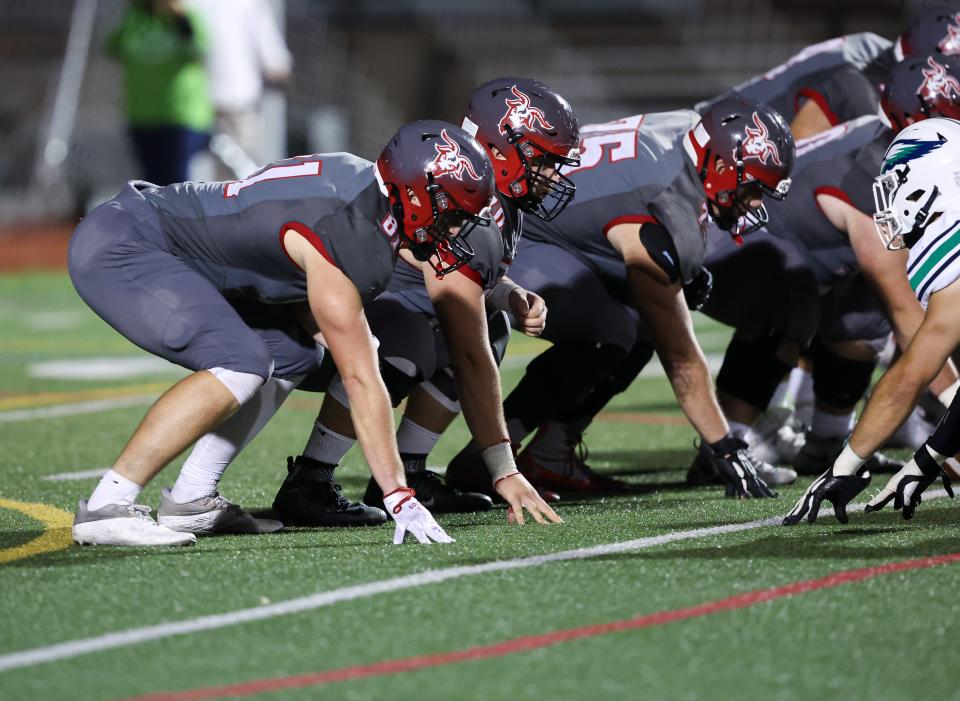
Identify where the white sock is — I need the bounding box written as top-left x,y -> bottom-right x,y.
88,469 -> 143,511
302,420 -> 356,465
769,378 -> 790,408
811,409 -> 855,440
793,368 -> 814,425
170,376 -> 299,503
396,417 -> 441,456
728,420 -> 752,439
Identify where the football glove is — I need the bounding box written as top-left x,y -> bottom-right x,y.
683,267 -> 713,311
708,436 -> 777,499
383,487 -> 454,544
782,467 -> 871,525
864,446 -> 954,520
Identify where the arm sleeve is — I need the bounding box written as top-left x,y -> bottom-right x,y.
638,222 -> 682,284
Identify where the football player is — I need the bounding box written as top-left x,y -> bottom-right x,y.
270,77 -> 576,526
447,96 -> 793,498
698,6 -> 959,141
69,121 -> 494,546
784,136 -> 960,524
697,55 -> 960,488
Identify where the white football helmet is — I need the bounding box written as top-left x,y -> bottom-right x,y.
873,117 -> 960,250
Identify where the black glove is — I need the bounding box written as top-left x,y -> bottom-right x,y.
864,446 -> 954,520
782,467 -> 871,525
708,435 -> 777,499
683,267 -> 713,311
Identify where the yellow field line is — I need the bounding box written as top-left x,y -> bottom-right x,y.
0,382 -> 169,411
0,499 -> 74,564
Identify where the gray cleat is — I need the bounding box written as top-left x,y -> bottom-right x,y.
158,489 -> 283,535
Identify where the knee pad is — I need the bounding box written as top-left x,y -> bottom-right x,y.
208,366 -> 268,405
326,373 -> 350,409
504,341 -> 628,428
811,338 -> 876,408
607,342 -> 654,395
422,368 -> 462,413
380,355 -> 425,407
716,330 -> 793,411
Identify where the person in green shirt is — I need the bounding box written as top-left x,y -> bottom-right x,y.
107,0 -> 214,184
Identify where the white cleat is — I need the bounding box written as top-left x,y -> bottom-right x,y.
158,488 -> 283,535
72,499 -> 196,547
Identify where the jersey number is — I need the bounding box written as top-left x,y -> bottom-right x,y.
223,159 -> 323,198
563,115 -> 645,174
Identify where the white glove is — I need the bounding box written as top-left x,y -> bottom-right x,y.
383,487 -> 454,544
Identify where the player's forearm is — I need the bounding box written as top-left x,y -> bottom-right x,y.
451,347 -> 509,448
661,352 -> 728,443
848,361 -> 930,458
339,374 -> 405,493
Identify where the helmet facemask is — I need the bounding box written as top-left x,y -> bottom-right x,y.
504,126 -> 580,221
872,163 -> 942,250
708,141 -> 791,240
395,175 -> 490,277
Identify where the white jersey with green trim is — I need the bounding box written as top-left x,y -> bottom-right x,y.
906,217 -> 960,307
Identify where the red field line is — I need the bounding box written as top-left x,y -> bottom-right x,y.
118,552 -> 960,701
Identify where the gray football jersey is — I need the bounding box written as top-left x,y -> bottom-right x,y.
522,111 -> 709,296
141,153 -> 399,304
697,33 -> 894,125
763,116 -> 891,289
386,194 -> 522,314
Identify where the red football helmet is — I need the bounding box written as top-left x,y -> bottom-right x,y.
897,6 -> 960,59
881,54 -> 960,133
377,120 -> 495,276
687,96 -> 795,239
462,77 -> 580,220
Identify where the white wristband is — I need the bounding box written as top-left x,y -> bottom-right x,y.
937,379 -> 960,408
481,441 -> 519,484
485,278 -> 522,312
833,442 -> 866,476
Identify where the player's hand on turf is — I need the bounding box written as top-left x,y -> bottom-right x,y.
494,472 -> 563,525
709,436 -> 777,499
509,288 -> 547,337
383,488 -> 454,544
782,467 -> 871,525
864,448 -> 954,520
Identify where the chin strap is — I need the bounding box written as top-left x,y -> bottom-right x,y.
904,184 -> 940,249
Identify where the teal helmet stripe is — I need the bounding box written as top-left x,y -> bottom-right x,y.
882,138 -> 945,173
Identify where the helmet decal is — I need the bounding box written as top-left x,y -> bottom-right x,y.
938,13 -> 960,55
920,56 -> 960,104
430,129 -> 482,182
882,137 -> 946,173
499,85 -> 555,135
741,112 -> 783,167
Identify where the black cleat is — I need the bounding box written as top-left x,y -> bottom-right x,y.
364,470 -> 493,514
272,456 -> 387,527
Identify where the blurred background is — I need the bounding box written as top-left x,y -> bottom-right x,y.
0,0 -> 932,267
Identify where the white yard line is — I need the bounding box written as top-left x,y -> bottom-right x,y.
0,489 -> 948,674
42,468 -> 108,482
0,396 -> 156,424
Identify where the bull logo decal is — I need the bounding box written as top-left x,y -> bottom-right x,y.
499,85 -> 554,134
430,129 -> 481,181
938,13 -> 960,56
741,112 -> 782,166
920,56 -> 960,104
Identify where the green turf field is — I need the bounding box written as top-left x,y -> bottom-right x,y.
0,272 -> 957,701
